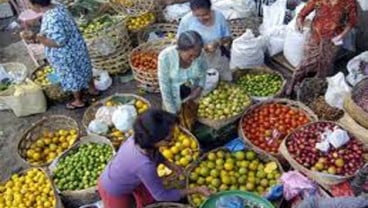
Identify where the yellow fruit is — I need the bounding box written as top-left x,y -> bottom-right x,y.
170,146 -> 179,154
182,138 -> 191,148
162,149 -> 173,160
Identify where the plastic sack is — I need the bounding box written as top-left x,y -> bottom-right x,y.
266,25 -> 287,56
164,3 -> 191,22
281,171 -> 317,201
212,0 -> 256,20
325,72 -> 352,109
230,29 -> 265,70
327,126 -> 350,149
357,0 -> 368,11
95,106 -> 116,126
0,66 -> 11,81
112,105 -> 137,132
89,37 -> 117,56
0,79 -> 47,117
93,68 -> 112,91
225,137 -> 246,152
216,195 -> 244,208
88,119 -> 109,135
346,51 -> 368,86
259,0 -> 287,35
297,196 -> 368,208
202,68 -> 220,96
0,63 -> 27,84
204,50 -> 232,81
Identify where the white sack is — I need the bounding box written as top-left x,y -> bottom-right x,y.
259,0 -> 287,35
325,72 -> 352,109
95,106 -> 116,126
112,105 -> 137,132
212,0 -> 256,20
164,3 -> 191,22
346,51 -> 368,86
357,0 -> 368,11
266,25 -> 287,56
93,68 -> 112,91
202,68 -> 220,96
88,119 -> 109,135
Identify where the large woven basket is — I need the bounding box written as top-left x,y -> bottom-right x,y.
343,78 -> 368,129
239,99 -> 318,160
186,147 -> 284,208
228,17 -> 261,39
129,39 -> 175,92
31,65 -> 71,102
338,112 -> 368,144
109,0 -> 154,17
233,66 -> 286,101
0,168 -> 64,208
49,135 -> 115,208
145,203 -> 193,208
138,23 -> 178,44
279,121 -> 368,186
18,115 -> 80,167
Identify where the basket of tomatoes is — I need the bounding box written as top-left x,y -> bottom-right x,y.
239,99 -> 318,160
129,39 -> 175,92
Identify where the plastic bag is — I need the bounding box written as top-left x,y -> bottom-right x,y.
230,29 -> 265,70
357,0 -> 368,11
0,63 -> 28,84
93,68 -> 112,91
88,119 -> 109,135
202,68 -> 219,96
325,72 -> 351,109
164,3 -> 191,22
266,25 -> 287,56
212,0 -> 256,20
281,171 -> 317,201
0,66 -> 11,81
89,37 -> 117,56
95,106 -> 116,126
346,51 -> 368,86
327,127 -> 350,149
216,195 -> 244,208
259,0 -> 287,35
112,105 -> 137,132
297,196 -> 368,208
204,49 -> 232,81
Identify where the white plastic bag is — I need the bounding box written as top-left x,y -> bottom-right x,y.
93,68 -> 112,91
230,29 -> 265,70
204,49 -> 232,81
88,119 -> 109,135
327,127 -> 350,149
346,51 -> 368,86
357,0 -> 368,11
259,0 -> 287,35
164,3 -> 191,22
202,68 -> 220,96
266,25 -> 287,56
95,106 -> 116,126
325,72 -> 352,109
112,105 -> 137,132
212,0 -> 256,20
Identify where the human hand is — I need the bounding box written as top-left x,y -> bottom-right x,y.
204,42 -> 219,53
20,30 -> 35,41
36,33 -> 48,43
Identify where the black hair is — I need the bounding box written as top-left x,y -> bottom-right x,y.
133,109 -> 178,161
29,0 -> 51,7
177,30 -> 204,51
190,0 -> 211,10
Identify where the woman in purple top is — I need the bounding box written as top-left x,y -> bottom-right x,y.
98,109 -> 211,208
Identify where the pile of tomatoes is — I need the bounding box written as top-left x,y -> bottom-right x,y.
131,51 -> 158,71
241,103 -> 312,154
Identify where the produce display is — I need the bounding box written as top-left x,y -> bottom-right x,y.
236,73 -> 283,97
127,13 -> 155,31
241,102 -> 312,154
131,50 -> 158,71
188,149 -> 281,207
33,65 -> 54,86
53,143 -> 113,191
157,126 -> 200,177
198,82 -> 252,120
286,122 -> 365,176
0,169 -> 57,208
79,16 -> 115,37
310,96 -> 344,121
25,129 -> 78,165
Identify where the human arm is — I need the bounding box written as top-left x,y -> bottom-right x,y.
184,57 -> 207,102
36,34 -> 60,48
296,0 -> 317,31
333,0 -> 358,42
40,9 -> 70,48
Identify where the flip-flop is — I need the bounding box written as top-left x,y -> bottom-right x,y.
66,102 -> 86,110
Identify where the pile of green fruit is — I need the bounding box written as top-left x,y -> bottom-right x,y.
236,73 -> 283,97
79,16 -> 115,37
53,143 -> 113,191
198,82 -> 251,120
188,149 -> 281,207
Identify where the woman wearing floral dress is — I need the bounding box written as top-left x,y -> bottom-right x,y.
22,0 -> 97,109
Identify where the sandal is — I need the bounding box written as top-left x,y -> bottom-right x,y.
66,102 -> 86,110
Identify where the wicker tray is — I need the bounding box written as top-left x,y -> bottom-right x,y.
18,115 -> 80,167
145,202 -> 193,208
138,23 -> 178,44
129,39 -> 175,92
110,0 -> 154,17
228,17 -> 261,39
239,99 -> 318,160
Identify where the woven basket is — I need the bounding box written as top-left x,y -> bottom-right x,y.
279,121 -> 367,186
228,17 -> 261,39
145,203 -> 193,208
31,65 -> 71,102
0,168 -> 64,208
18,115 -> 80,167
49,135 -> 115,208
239,99 -> 318,160
233,66 -> 286,101
343,78 -> 368,129
129,39 -> 175,92
1,62 -> 28,82
152,1 -> 166,23
339,112 -> 368,144
138,23 -> 178,44
110,0 -> 154,17
186,147 -> 284,208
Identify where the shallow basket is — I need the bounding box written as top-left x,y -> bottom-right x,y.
233,66 -> 286,101
228,17 -> 261,39
239,99 -> 318,160
138,23 -> 178,44
18,115 -> 80,167
279,121 -> 368,186
31,65 -> 71,102
145,203 -> 193,208
129,39 -> 175,93
343,78 -> 368,129
0,168 -> 64,208
49,135 -> 115,208
109,0 -> 154,17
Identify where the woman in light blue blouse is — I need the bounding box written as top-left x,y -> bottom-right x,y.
158,31 -> 207,114
177,0 -> 232,81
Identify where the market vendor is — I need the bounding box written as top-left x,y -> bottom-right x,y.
21,0 -> 98,109
98,109 -> 211,208
158,30 -> 207,129
285,0 -> 357,96
177,0 -> 232,81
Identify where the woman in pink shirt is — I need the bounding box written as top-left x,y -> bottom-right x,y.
98,109 -> 211,208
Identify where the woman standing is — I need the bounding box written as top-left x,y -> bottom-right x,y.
98,109 -> 211,208
177,0 -> 232,81
24,0 -> 97,109
286,0 -> 357,95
